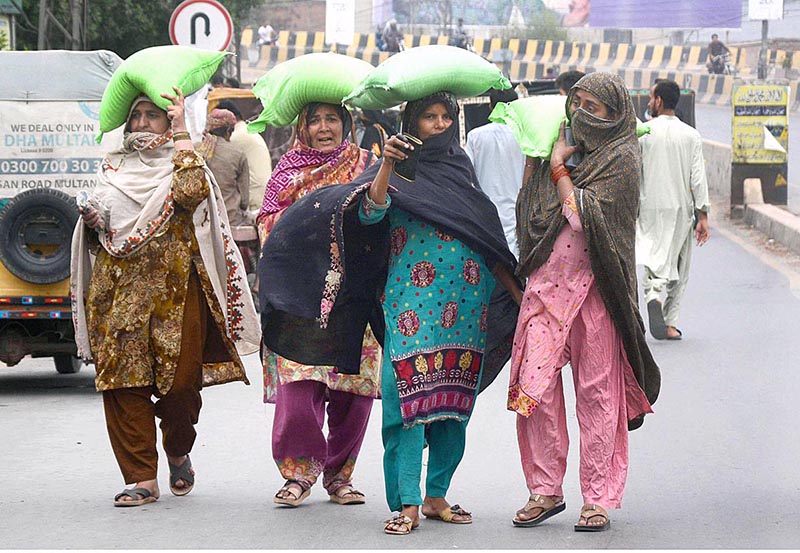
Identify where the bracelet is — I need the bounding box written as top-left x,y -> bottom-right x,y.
172,131 -> 191,142
364,191 -> 391,210
550,164 -> 570,184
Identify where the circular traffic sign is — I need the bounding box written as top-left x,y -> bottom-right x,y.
169,0 -> 233,52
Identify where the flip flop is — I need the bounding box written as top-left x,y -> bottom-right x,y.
666,328 -> 683,340
513,495 -> 566,527
574,504 -> 610,532
114,487 -> 158,507
647,299 -> 668,340
422,503 -> 472,524
168,455 -> 195,496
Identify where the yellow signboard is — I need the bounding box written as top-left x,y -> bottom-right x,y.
732,84 -> 790,164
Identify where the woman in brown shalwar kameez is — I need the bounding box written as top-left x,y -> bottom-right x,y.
70,88 -> 260,507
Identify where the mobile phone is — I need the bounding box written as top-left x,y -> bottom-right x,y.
563,126 -> 583,170
392,133 -> 423,182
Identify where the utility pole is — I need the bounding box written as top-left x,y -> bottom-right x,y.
758,19 -> 768,79
37,0 -> 88,50
70,0 -> 82,50
37,0 -> 48,49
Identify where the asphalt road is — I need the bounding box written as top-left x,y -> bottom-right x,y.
1,221 -> 799,549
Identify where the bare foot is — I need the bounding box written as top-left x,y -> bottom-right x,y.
666,326 -> 683,339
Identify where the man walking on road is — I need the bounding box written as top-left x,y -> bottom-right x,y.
636,79 -> 710,340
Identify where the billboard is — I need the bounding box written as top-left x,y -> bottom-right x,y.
586,0 -> 743,29
393,0 -> 743,29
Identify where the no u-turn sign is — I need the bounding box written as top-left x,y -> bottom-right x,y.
169,0 -> 233,52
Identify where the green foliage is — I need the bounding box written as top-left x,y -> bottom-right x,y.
528,8 -> 567,41
0,29 -> 8,50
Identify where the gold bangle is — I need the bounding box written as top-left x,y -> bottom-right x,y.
172,131 -> 191,142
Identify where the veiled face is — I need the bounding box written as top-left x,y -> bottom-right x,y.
307,104 -> 344,152
128,101 -> 169,134
569,89 -> 612,120
415,102 -> 453,141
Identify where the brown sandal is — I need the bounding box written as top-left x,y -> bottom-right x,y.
383,513 -> 419,535
574,503 -> 610,532
329,484 -> 366,505
422,503 -> 472,524
513,494 -> 566,527
273,480 -> 310,507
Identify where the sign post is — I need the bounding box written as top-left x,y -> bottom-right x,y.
731,83 -> 790,206
325,0 -> 355,46
169,0 -> 233,52
748,0 -> 784,79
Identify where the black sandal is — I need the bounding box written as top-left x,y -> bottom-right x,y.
168,455 -> 195,496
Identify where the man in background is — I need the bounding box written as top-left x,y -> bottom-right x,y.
217,100 -> 272,213
555,70 -> 585,95
636,79 -> 710,340
706,33 -> 731,74
465,88 -> 525,257
198,109 -> 252,227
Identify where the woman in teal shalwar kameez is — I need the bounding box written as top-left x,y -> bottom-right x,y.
358,92 -> 523,534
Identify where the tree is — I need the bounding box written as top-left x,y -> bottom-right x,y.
13,0 -> 260,61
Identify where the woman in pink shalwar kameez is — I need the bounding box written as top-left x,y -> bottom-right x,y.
508,73 -> 661,532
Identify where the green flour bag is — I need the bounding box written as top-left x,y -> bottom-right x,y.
489,95 -> 567,159
343,45 -> 511,110
247,53 -> 375,132
490,97 -> 653,159
98,45 -> 227,140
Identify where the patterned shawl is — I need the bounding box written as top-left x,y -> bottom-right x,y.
258,93 -> 519,394
515,72 -> 661,429
256,103 -> 371,238
70,112 -> 260,361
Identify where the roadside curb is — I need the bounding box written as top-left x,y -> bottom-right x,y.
744,204 -> 800,257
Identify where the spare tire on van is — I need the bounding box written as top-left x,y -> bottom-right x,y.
0,188 -> 79,284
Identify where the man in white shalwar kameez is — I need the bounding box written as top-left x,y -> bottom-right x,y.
636,79 -> 710,340
465,88 -> 525,257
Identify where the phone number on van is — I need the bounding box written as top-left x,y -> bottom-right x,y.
0,158 -> 101,175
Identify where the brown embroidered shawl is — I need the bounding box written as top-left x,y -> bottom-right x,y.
516,72 -> 661,429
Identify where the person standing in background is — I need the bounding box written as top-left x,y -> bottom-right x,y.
217,100 -> 272,212
465,88 -> 525,257
197,108 -> 252,227
636,79 -> 710,341
555,70 -> 585,95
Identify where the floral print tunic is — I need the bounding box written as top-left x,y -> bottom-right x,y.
361,198 -> 495,427
87,151 -> 247,394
